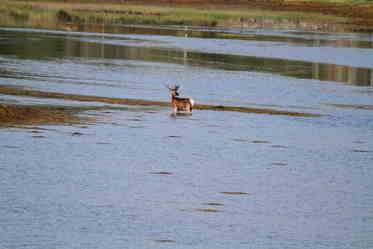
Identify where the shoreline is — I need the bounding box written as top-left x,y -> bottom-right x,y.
1,0 -> 373,32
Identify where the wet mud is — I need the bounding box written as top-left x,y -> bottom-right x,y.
149,171 -> 174,175
204,202 -> 224,206
195,208 -> 222,213
272,162 -> 288,166
252,140 -> 271,144
154,239 -> 176,243
352,149 -> 372,153
32,135 -> 47,138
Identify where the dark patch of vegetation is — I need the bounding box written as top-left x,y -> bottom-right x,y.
195,208 -> 222,213
204,202 -> 224,206
252,140 -> 271,144
352,149 -> 372,153
0,103 -> 89,127
57,9 -> 72,23
149,171 -> 174,175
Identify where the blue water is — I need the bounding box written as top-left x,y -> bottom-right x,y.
0,25 -> 373,249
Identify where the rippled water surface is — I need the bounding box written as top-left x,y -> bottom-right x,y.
1,25 -> 373,249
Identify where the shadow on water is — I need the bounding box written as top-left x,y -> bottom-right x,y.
0,28 -> 372,86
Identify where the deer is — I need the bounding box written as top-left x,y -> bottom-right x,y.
166,85 -> 194,115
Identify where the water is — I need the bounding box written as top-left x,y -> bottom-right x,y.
0,25 -> 373,249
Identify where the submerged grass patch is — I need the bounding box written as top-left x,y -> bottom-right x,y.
0,103 -> 90,127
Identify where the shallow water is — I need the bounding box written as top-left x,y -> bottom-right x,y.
0,25 -> 373,249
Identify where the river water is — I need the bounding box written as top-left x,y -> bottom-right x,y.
0,25 -> 373,249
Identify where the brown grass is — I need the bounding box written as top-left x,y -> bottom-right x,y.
1,0 -> 367,31
0,103 -> 87,127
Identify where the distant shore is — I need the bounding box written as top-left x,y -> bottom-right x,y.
1,0 -> 373,32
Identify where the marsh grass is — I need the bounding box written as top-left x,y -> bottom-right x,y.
0,103 -> 89,126
0,0 -> 348,28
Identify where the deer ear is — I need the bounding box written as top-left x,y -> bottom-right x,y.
175,85 -> 180,90
164,84 -> 171,90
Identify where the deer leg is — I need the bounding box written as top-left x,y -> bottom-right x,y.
171,106 -> 177,115
187,105 -> 193,114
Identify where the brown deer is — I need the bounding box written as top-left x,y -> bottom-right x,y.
166,85 -> 194,114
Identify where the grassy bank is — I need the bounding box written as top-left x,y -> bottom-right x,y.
0,0 -> 353,30
6,0 -> 373,4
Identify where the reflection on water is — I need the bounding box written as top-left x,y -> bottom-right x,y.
0,28 -> 372,86
60,23 -> 373,49
312,63 -> 373,86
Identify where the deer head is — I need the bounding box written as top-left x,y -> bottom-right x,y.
165,84 -> 180,97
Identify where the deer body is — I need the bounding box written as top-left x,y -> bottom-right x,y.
167,85 -> 194,114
